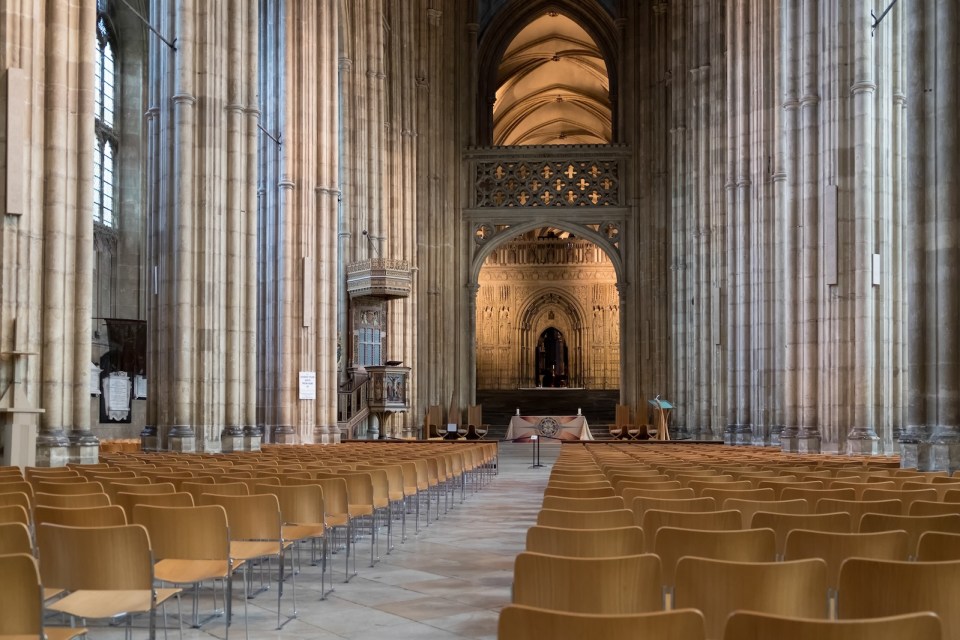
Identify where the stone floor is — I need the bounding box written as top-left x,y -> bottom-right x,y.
79,442 -> 561,640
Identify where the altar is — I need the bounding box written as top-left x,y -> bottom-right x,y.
505,415 -> 595,441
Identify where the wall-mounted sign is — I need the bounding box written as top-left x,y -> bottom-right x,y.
299,371 -> 316,400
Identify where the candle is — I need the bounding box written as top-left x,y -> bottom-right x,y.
516,408 -> 520,415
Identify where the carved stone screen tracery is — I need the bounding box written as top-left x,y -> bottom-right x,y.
474,158 -> 620,208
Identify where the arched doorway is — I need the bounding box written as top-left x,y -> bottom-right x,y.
536,327 -> 569,387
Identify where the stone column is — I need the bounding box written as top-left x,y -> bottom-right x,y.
777,0 -> 801,449
846,0 -> 881,454
903,0 -> 960,470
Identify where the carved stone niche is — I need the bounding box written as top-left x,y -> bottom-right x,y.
346,259 -> 412,299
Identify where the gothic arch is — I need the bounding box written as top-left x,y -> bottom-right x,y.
469,219 -> 626,287
477,0 -> 620,145
517,288 -> 586,387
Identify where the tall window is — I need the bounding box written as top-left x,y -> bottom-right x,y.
94,12 -> 117,228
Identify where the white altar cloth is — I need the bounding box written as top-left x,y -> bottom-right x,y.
505,415 -> 595,441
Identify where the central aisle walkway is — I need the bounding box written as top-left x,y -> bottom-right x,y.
110,443 -> 561,640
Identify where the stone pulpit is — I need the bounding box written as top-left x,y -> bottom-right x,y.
365,365 -> 411,439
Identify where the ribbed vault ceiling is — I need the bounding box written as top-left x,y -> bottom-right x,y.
493,13 -> 611,146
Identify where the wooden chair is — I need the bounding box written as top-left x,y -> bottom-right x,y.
674,557 -> 828,640
757,479 -> 824,499
183,481 -> 248,506
0,553 -> 86,640
34,492 -> 111,508
640,509 -> 741,553
0,490 -> 34,514
829,480 -> 895,498
499,605 -> 706,640
537,508 -> 635,530
783,529 -> 909,592
815,498 -> 902,532
910,500 -> 960,516
37,523 -> 181,638
631,497 -> 716,525
917,531 -> 960,561
0,480 -> 35,501
525,525 -> 644,557
312,477 -> 355,581
622,487 -> 694,503
116,491 -> 194,519
0,503 -> 31,526
542,495 -> 625,511
700,486 -> 774,504
543,486 -> 616,499
838,558 -> 960,639
723,498 -> 807,529
254,483 -> 330,598
35,481 -> 104,496
751,511 -> 851,557
34,504 -> 127,528
861,487 -> 938,514
609,404 -> 633,440
617,480 -> 684,494
133,504 -> 237,636
724,611 -> 941,640
198,493 -> 294,630
0,521 -> 33,555
688,480 -> 752,497
655,527 -> 776,591
547,480 -> 613,491
859,512 -> 960,558
779,487 -> 855,510
513,552 -> 662,614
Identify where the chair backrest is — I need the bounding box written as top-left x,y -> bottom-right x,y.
0,553 -> 44,636
783,529 -> 909,591
861,488 -> 939,514
547,480 -> 614,491
655,527 -> 776,588
513,552 -> 662,614
0,504 -> 30,526
0,490 -> 33,512
256,483 -> 324,525
838,558 -> 960,640
859,513 -> 960,558
779,487 -> 855,510
35,492 -> 111,508
35,504 -> 127,527
615,404 -> 632,427
0,481 -> 34,499
917,531 -> 960,561
199,492 -> 281,540
133,504 -> 230,561
758,479 -> 825,499
723,611 -> 941,640
498,605 -> 706,640
617,480 -> 684,493
184,480 -> 248,505
723,498 -> 807,529
910,500 -> 960,517
640,509 -> 741,553
35,480 -> 104,495
116,491 -> 194,519
622,487 -> 695,503
830,480 -> 895,498
0,521 -> 33,555
751,511 -> 852,556
542,495 -> 625,512
815,499 -> 902,532
674,557 -> 828,640
37,522 -> 154,591
688,480 -> 752,497
543,486 -> 616,499
700,487 -> 775,504
536,508 -> 635,530
313,478 -> 349,520
525,525 -> 644,557
631,497 -> 716,525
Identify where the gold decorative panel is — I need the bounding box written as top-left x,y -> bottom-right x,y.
474,159 -> 620,207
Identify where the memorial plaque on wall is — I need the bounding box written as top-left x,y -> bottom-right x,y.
100,371 -> 132,423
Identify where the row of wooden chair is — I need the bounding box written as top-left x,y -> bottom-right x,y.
501,447 -> 953,639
